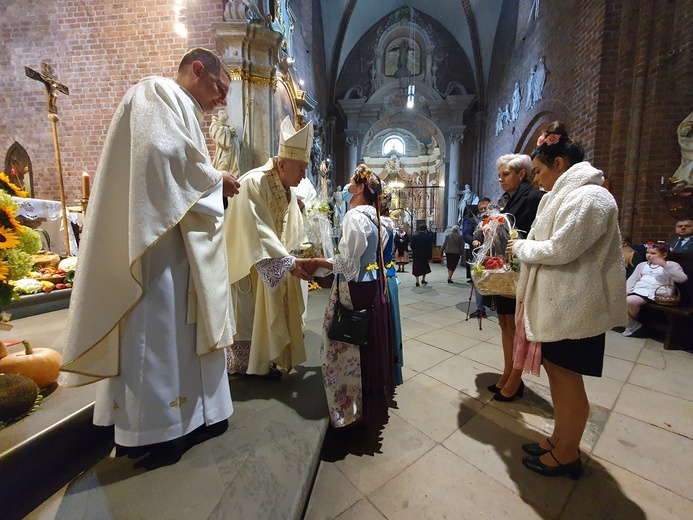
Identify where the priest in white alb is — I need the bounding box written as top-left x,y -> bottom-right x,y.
59,48 -> 240,468
224,117 -> 315,379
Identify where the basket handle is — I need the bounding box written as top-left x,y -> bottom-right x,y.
654,284 -> 680,297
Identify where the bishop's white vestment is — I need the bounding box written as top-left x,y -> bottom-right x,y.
224,158 -> 306,375
60,77 -> 235,446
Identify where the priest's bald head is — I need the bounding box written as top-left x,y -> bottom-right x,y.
176,48 -> 231,114
276,117 -> 313,188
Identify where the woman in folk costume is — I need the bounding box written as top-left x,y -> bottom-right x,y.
380,192 -> 404,386
59,49 -> 238,467
312,165 -> 395,428
224,117 -> 314,379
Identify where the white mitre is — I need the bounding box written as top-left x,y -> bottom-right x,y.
278,116 -> 313,163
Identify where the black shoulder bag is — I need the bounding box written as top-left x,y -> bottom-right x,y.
327,280 -> 370,347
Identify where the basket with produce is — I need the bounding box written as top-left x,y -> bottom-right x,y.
470,210 -> 520,297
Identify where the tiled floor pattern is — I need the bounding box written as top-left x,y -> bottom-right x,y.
304,264 -> 693,520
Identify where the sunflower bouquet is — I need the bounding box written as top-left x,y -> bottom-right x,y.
0,173 -> 42,308
470,209 -> 520,297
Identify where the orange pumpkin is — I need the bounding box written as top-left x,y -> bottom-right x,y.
0,340 -> 62,388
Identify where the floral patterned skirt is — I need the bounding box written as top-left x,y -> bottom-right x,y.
321,278 -> 394,428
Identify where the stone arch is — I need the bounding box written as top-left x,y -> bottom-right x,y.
514,100 -> 571,154
362,111 -> 446,158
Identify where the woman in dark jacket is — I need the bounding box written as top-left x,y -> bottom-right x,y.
487,154 -> 545,402
393,226 -> 410,272
410,224 -> 433,287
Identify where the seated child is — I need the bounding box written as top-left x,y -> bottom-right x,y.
624,241 -> 688,336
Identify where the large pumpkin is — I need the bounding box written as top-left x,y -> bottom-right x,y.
0,340 -> 62,388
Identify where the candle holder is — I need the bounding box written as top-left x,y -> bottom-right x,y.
81,197 -> 89,216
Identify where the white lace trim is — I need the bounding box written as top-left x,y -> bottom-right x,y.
331,255 -> 360,281
255,256 -> 296,290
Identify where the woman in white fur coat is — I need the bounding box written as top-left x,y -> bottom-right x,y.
508,122 -> 627,480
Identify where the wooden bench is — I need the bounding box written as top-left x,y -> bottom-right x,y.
639,252 -> 693,350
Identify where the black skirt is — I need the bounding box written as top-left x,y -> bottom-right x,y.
412,259 -> 431,277
541,333 -> 606,377
445,253 -> 461,271
482,295 -> 516,315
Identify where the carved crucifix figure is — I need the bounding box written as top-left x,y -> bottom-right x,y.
24,62 -> 72,255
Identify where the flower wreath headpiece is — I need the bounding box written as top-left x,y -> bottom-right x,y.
354,164 -> 383,196
644,240 -> 674,253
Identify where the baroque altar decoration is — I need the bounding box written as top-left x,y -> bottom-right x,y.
470,209 -> 520,298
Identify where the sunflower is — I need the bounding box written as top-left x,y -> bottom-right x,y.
0,172 -> 28,198
0,259 -> 9,281
0,205 -> 22,233
0,225 -> 19,250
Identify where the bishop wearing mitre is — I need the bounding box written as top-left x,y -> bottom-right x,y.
224,117 -> 315,379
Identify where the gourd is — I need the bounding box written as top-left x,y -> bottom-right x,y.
0,340 -> 62,388
0,373 -> 39,421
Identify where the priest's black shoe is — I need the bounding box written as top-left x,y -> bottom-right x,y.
114,444 -> 150,459
244,365 -> 282,381
493,381 -> 524,402
136,437 -> 189,471
187,419 -> 229,447
522,451 -> 582,480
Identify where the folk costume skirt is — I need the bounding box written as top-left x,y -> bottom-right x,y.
321,278 -> 395,428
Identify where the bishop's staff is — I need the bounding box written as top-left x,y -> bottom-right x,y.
24,62 -> 71,256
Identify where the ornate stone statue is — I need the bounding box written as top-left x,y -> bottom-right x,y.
223,0 -> 264,23
495,107 -> 504,136
672,110 -> 693,187
457,184 -> 474,225
526,66 -> 536,111
209,110 -> 240,176
534,56 -> 547,103
511,81 -> 522,122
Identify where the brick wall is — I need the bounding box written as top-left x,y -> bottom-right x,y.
0,0 -> 327,205
0,0 -> 222,202
482,0 -> 693,244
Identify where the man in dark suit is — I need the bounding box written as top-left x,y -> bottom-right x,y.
670,218 -> 693,253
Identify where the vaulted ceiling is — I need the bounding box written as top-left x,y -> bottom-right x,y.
319,0 -> 504,108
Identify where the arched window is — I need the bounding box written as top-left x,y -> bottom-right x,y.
382,136 -> 405,155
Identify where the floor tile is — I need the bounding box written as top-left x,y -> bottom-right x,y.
583,375 -> 625,409
304,462 -> 363,520
592,412 -> 693,500
443,406 -> 576,518
628,363 -> 693,401
415,328 -> 482,354
444,320 -> 500,342
424,353 -> 498,402
459,341 -> 505,372
601,355 -> 635,382
334,413 -> 436,496
613,383 -> 693,438
369,445 -> 545,520
604,332 -> 645,362
334,499 -> 386,520
390,373 -> 483,442
407,301 -> 447,312
400,319 -> 437,339
407,311 -> 461,328
563,456 -> 693,519
400,338 -> 454,373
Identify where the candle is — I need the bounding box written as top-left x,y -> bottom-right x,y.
82,171 -> 91,199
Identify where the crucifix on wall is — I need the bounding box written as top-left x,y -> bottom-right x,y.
24,61 -> 72,255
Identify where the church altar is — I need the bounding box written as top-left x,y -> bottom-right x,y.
12,196 -> 82,256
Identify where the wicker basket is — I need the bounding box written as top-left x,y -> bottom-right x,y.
654,284 -> 681,306
472,269 -> 519,298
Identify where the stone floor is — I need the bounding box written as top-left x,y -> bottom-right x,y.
17,262 -> 693,519
304,263 -> 693,520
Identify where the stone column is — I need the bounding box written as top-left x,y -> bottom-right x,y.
212,22 -> 283,170
345,136 -> 359,177
447,133 -> 463,229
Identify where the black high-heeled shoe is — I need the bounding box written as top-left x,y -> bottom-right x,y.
493,381 -> 524,402
486,383 -> 503,393
522,438 -> 554,456
522,451 -> 583,480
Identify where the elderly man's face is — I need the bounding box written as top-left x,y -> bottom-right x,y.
277,158 -> 308,188
478,200 -> 490,214
675,220 -> 693,238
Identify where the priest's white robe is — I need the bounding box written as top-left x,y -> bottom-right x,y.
60,77 -> 235,446
224,159 -> 306,375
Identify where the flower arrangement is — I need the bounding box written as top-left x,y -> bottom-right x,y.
0,174 -> 42,308
470,209 -> 520,297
